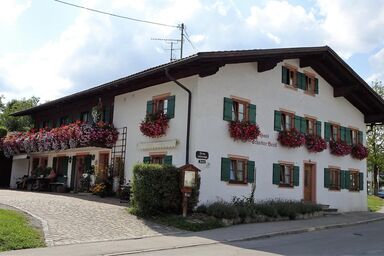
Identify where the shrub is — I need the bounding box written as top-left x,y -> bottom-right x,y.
131,164 -> 200,216
206,201 -> 239,219
0,126 -> 7,138
195,204 -> 207,214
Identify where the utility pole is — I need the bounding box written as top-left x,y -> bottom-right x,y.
151,23 -> 185,61
179,23 -> 184,59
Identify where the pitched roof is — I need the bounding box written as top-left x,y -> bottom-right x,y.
12,46 -> 384,124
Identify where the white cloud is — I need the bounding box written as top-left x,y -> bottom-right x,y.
368,48 -> 384,83
0,0 -> 30,25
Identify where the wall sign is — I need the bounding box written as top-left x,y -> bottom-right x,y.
198,159 -> 206,164
196,151 -> 209,160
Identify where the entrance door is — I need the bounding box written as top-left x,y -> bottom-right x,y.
304,163 -> 316,202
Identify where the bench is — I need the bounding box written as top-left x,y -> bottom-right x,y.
49,176 -> 67,193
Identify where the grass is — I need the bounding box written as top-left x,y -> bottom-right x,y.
367,195 -> 384,212
151,215 -> 224,232
0,209 -> 45,252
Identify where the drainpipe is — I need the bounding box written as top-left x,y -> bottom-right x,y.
165,68 -> 191,165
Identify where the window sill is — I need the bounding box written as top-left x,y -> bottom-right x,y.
228,181 -> 248,186
284,85 -> 298,91
328,188 -> 341,191
304,91 -> 316,97
278,184 -> 294,188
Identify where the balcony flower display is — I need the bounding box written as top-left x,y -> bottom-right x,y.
351,143 -> 369,160
329,140 -> 352,156
0,121 -> 118,158
305,134 -> 327,153
228,120 -> 261,143
277,128 -> 305,148
139,112 -> 169,138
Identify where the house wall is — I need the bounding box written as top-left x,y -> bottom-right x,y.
113,59 -> 367,212
10,159 -> 29,188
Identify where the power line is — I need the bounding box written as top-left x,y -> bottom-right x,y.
53,0 -> 178,28
184,28 -> 197,52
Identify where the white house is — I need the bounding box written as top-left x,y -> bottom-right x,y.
7,46 -> 384,212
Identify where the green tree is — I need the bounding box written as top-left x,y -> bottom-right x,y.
367,81 -> 384,195
0,96 -> 39,132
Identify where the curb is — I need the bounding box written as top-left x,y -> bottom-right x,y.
103,215 -> 384,256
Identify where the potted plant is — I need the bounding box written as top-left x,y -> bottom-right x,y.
277,128 -> 305,148
228,120 -> 261,143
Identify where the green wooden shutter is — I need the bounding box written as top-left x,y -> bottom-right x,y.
300,117 -> 307,134
346,128 -> 352,145
274,111 -> 282,131
166,96 -> 175,119
316,121 -> 322,137
248,104 -> 256,124
164,155 -> 172,165
221,158 -> 230,182
314,78 -> 319,94
143,156 -> 150,164
52,157 -> 58,171
146,100 -> 154,115
293,166 -> 300,186
345,171 -> 350,190
84,155 -> 92,171
340,170 -> 346,189
359,172 -> 364,191
294,115 -> 301,131
247,160 -> 255,183
324,122 -> 331,141
340,127 -> 346,142
297,72 -> 303,89
104,106 -> 111,123
56,118 -> 61,127
324,168 -> 330,188
223,97 -> 233,121
62,157 -> 69,176
273,163 -> 280,185
282,66 -> 289,84
358,131 -> 363,144
70,156 -> 76,189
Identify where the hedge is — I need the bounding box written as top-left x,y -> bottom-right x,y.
131,164 -> 200,216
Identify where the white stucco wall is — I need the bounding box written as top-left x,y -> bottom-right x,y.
113,59 -> 367,212
10,159 -> 29,188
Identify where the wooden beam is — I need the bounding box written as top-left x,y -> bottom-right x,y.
365,114 -> 384,123
333,85 -> 359,97
198,65 -> 223,78
257,58 -> 282,72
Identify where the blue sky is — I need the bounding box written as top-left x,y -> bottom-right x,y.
0,0 -> 383,103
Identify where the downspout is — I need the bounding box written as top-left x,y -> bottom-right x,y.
165,68 -> 191,165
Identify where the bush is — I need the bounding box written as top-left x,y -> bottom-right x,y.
195,204 -> 207,214
206,201 -> 239,219
0,126 -> 7,138
131,164 -> 200,216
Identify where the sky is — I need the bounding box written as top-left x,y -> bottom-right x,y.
0,0 -> 384,103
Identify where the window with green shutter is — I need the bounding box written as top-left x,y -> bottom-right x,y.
166,96 -> 175,119
247,160 -> 255,183
314,78 -> 319,94
349,171 -> 359,191
146,100 -> 154,115
345,128 -> 352,145
248,104 -> 256,124
282,66 -> 289,84
221,157 -> 254,184
300,116 -> 307,134
273,163 -> 298,187
326,168 -> 341,190
359,172 -> 364,191
274,111 -> 282,131
143,155 -> 172,165
223,97 -> 256,124
324,122 -> 331,141
324,168 -> 330,188
345,170 -> 351,190
316,120 -> 322,137
297,72 -> 306,90
221,157 -> 230,182
143,156 -> 150,164
164,155 -> 173,165
358,131 -> 363,144
281,66 -> 297,87
340,126 -> 347,142
294,115 -> 301,131
223,97 -> 233,121
147,95 -> 176,119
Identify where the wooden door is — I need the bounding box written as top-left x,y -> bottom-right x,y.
304,164 -> 315,202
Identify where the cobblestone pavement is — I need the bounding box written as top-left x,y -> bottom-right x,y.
0,190 -> 180,246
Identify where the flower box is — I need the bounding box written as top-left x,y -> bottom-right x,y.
228,121 -> 260,143
139,113 -> 169,138
351,143 -> 369,160
277,129 -> 305,148
329,140 -> 352,156
305,134 -> 327,153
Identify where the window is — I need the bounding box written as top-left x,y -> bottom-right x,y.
53,157 -> 69,176
306,118 -> 316,135
232,99 -> 248,122
147,95 -> 175,119
331,124 -> 340,141
80,112 -> 90,123
329,168 -> 340,190
42,120 -> 52,129
281,112 -> 294,131
349,171 -> 360,191
282,66 -> 297,87
272,163 -> 299,187
350,129 -> 359,145
221,157 -> 255,184
229,158 -> 247,183
60,116 -> 69,126
305,74 -> 315,94
143,155 -> 172,165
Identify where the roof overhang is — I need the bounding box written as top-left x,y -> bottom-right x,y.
11,46 -> 384,124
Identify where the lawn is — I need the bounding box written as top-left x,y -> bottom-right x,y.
0,209 -> 44,252
367,195 -> 384,212
151,214 -> 224,232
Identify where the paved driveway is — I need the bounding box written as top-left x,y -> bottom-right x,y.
0,190 -> 179,246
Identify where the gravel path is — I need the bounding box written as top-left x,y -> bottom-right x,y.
0,190 -> 179,246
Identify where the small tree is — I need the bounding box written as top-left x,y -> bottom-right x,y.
367,81 -> 384,195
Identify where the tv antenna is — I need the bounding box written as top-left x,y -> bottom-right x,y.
151,38 -> 181,62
